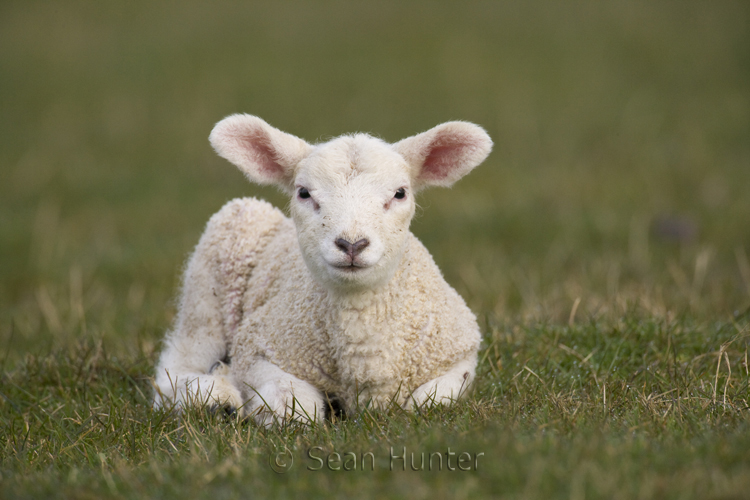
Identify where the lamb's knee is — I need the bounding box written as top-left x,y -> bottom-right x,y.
244,380 -> 325,428
410,363 -> 475,410
204,375 -> 244,412
154,370 -> 243,414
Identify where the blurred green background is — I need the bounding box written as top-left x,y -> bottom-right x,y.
1,0 -> 749,364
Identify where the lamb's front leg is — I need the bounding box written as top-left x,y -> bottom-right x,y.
410,357 -> 477,409
154,336 -> 243,413
239,357 -> 326,428
152,219 -> 244,414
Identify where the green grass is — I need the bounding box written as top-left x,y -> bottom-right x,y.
1,0 -> 749,498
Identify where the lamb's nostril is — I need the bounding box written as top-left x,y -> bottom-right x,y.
335,238 -> 369,257
335,238 -> 353,254
351,238 -> 369,256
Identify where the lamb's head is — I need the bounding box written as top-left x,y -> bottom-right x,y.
209,114 -> 492,292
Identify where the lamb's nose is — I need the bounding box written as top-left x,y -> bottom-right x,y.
335,238 -> 370,257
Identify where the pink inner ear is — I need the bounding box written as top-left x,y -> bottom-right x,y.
240,131 -> 285,181
420,133 -> 480,182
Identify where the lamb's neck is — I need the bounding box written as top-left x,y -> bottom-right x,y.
326,286 -> 402,399
323,247 -> 414,403
327,287 -> 391,341
330,287 -> 380,310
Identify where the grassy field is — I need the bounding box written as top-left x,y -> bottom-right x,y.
1,0 -> 749,498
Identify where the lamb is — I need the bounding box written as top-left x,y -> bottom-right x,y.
153,114 -> 493,427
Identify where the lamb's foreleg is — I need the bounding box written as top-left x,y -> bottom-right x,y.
410,357 -> 476,409
154,336 -> 243,412
238,357 -> 325,427
153,232 -> 242,413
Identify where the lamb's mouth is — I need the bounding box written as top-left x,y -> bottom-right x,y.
331,263 -> 368,273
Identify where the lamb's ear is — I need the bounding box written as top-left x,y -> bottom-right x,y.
209,114 -> 312,190
394,121 -> 492,190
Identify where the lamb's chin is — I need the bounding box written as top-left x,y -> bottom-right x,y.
319,263 -> 390,292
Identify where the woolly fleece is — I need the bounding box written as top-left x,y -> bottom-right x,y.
153,115 -> 491,426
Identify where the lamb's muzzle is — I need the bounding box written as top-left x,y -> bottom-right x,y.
335,237 -> 369,260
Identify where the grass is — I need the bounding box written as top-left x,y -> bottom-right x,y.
1,0 -> 749,498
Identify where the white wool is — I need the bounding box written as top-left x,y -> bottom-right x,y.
153,115 -> 493,426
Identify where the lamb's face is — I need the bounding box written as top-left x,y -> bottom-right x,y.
209,114 -> 492,293
291,136 -> 415,292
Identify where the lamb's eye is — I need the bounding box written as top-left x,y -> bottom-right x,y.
298,187 -> 311,200
394,188 -> 406,200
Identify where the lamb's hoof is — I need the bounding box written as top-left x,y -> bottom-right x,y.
209,359 -> 231,375
210,402 -> 238,419
324,392 -> 347,421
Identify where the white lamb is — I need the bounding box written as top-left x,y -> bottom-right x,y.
153,114 -> 493,427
